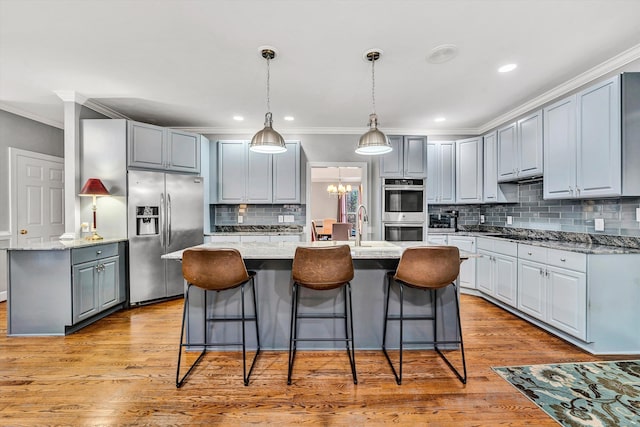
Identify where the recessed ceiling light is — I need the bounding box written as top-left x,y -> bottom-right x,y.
284,116 -> 294,121
434,117 -> 446,123
427,44 -> 458,64
233,115 -> 244,121
498,63 -> 517,73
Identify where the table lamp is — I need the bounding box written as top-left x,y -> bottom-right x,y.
79,178 -> 110,240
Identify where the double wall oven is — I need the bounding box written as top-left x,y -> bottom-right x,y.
382,178 -> 426,242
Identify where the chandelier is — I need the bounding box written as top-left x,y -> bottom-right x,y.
327,168 -> 352,196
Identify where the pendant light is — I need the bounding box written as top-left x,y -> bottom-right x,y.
250,47 -> 287,154
356,49 -> 392,155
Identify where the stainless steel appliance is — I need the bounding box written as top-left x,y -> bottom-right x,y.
128,170 -> 203,304
383,222 -> 424,242
382,178 -> 425,222
428,212 -> 458,233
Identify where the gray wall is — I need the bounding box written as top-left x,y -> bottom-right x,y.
0,110 -> 64,234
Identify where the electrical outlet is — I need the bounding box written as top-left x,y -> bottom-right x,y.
636,207 -> 640,222
284,215 -> 295,223
81,222 -> 89,233
480,215 -> 485,224
594,218 -> 604,231
506,216 -> 513,225
278,215 -> 284,223
238,215 -> 243,224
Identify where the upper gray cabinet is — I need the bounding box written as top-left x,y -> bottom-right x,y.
426,141 -> 455,204
379,136 -> 427,178
483,131 -> 518,203
543,76 -> 621,199
217,140 -> 300,204
497,110 -> 543,182
455,136 -> 483,204
128,121 -> 201,173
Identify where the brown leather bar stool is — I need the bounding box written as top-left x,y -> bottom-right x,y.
382,246 -> 467,385
288,245 -> 357,384
176,248 -> 260,388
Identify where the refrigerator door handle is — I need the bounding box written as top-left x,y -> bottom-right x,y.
160,193 -> 165,247
167,193 -> 172,247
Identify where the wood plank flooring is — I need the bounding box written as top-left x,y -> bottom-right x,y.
0,295 -> 630,426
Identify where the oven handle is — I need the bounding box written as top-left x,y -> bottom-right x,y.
383,222 -> 425,227
383,186 -> 425,191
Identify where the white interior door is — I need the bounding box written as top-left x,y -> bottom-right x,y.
13,150 -> 64,245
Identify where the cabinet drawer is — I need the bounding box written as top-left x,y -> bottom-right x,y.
546,248 -> 586,271
476,237 -> 494,251
493,239 -> 517,257
518,244 -> 547,263
72,243 -> 119,265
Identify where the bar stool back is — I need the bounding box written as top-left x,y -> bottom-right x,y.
382,246 -> 467,384
288,245 -> 357,384
176,248 -> 261,388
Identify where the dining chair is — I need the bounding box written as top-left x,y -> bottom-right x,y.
331,222 -> 351,241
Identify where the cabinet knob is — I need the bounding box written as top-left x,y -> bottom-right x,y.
96,250 -> 102,255
528,252 -> 532,255
20,229 -> 27,235
560,258 -> 566,262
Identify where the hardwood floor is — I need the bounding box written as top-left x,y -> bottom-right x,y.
0,295 -> 629,426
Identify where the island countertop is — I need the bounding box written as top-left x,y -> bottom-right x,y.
162,240 -> 473,261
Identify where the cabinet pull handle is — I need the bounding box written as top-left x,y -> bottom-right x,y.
545,269 -> 549,276
560,258 -> 566,262
539,268 -> 544,275
96,250 -> 102,255
569,186 -> 573,194
528,252 -> 532,255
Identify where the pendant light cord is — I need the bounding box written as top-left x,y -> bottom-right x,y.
371,56 -> 376,114
266,55 -> 271,113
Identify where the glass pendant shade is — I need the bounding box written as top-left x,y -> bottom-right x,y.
356,113 -> 392,155
250,112 -> 286,153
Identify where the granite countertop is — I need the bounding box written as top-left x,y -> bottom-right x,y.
6,237 -> 127,251
429,230 -> 640,255
207,225 -> 304,236
163,241 -> 474,261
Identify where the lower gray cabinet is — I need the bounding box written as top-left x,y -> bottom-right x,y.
72,256 -> 119,323
71,243 -> 123,325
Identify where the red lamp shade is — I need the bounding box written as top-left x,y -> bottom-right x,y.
79,178 -> 110,196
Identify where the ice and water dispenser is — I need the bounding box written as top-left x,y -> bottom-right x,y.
136,206 -> 159,235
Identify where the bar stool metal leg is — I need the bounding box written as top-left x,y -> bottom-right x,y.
287,282 -> 299,385
345,282 -> 357,384
176,285 -> 206,388
433,283 -> 467,384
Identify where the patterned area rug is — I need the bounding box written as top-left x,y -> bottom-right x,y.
493,360 -> 640,426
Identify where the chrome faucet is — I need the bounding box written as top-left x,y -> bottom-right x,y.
355,204 -> 368,246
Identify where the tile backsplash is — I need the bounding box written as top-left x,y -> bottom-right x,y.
429,180 -> 640,237
211,204 -> 306,228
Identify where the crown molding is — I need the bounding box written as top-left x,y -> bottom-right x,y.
54,90 -> 88,104
173,126 -> 481,136
0,103 -> 64,129
83,99 -> 130,120
478,43 -> 640,134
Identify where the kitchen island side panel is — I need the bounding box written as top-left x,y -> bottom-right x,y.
8,250 -> 71,335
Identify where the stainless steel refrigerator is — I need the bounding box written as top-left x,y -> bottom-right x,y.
127,170 -> 203,304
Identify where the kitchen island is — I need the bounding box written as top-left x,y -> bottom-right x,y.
164,241 -> 467,350
6,238 -> 128,335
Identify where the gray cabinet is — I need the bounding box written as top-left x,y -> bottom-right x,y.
380,136 -> 427,178
517,244 -> 586,340
426,141 -> 455,204
273,141 -> 301,203
217,140 -> 300,204
483,131 -> 518,203
544,76 -> 621,199
455,137 -> 483,204
72,243 -> 121,324
497,110 -> 543,182
476,238 -> 518,306
447,235 -> 476,289
128,121 -> 200,173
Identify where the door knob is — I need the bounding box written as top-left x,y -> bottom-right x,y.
20,229 -> 27,235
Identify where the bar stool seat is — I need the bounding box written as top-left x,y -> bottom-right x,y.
176,248 -> 261,388
288,245 -> 357,384
382,246 -> 467,385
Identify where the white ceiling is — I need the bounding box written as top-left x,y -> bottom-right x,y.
1,0 -> 640,135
